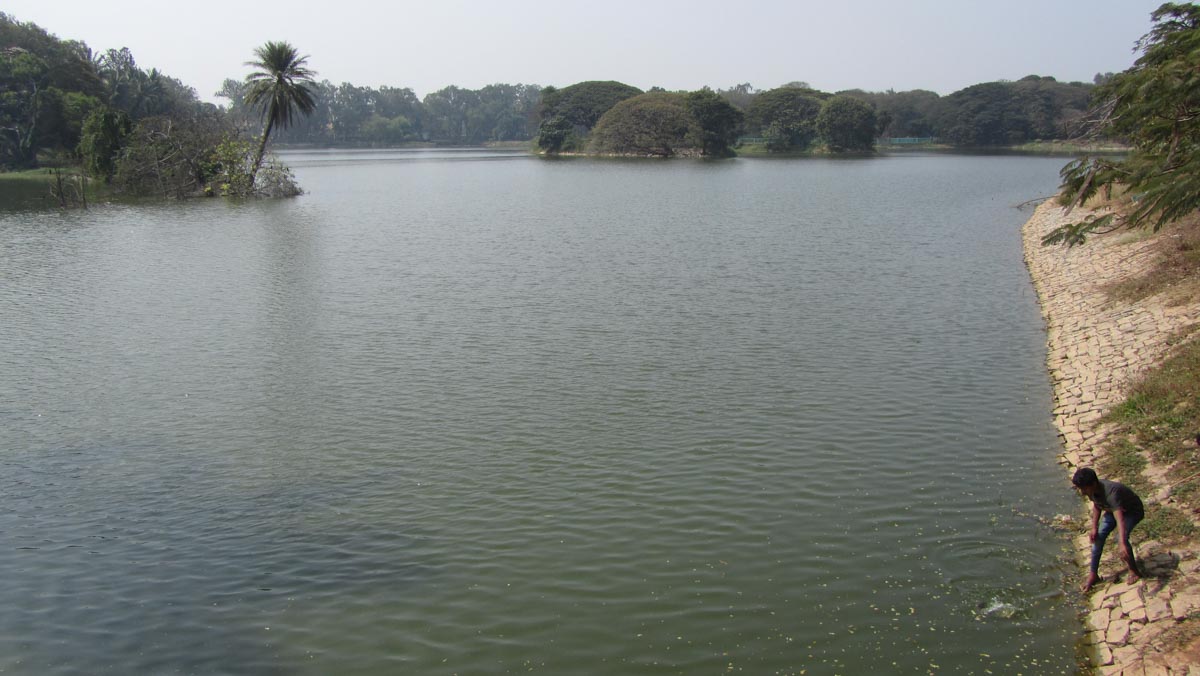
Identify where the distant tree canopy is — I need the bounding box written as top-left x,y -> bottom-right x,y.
589,92 -> 703,157
1047,3 -> 1200,246
539,80 -> 643,130
536,80 -> 642,152
842,89 -> 940,138
0,12 -> 210,170
584,88 -> 745,158
933,76 -> 1091,146
746,87 -> 827,151
76,106 -> 129,180
816,95 -> 877,152
0,11 -> 1134,173
218,79 -> 542,146
684,88 -> 743,157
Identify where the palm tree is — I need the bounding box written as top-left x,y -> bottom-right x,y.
244,41 -> 317,186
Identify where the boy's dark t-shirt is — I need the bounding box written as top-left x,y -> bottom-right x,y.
1090,479 -> 1145,520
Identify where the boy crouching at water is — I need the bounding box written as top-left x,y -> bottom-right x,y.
1072,467 -> 1145,592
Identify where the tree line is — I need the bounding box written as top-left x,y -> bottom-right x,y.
216,79 -> 543,146
0,10 -> 1127,193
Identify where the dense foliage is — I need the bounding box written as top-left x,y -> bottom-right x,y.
1046,3 -> 1200,245
930,76 -> 1091,146
535,80 -> 643,152
744,87 -> 827,151
0,14 -> 212,170
684,88 -> 743,157
727,76 -> 1092,151
77,106 -> 130,180
841,89 -> 941,138
816,95 -> 878,152
109,111 -> 225,198
218,80 -> 542,146
589,92 -> 703,156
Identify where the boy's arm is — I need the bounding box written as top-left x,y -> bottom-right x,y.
1088,502 -> 1100,542
1114,507 -> 1131,559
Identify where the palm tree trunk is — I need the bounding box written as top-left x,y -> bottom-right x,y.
249,116 -> 275,188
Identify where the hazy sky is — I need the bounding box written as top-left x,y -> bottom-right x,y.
5,0 -> 1166,102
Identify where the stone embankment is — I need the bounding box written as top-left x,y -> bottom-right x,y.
1023,201 -> 1200,674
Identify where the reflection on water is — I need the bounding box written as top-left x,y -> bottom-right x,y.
0,151 -> 1081,674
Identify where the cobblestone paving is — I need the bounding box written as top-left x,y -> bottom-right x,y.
1024,202 -> 1200,674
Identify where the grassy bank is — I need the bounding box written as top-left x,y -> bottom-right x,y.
1093,212 -> 1200,542
1100,336 -> 1200,541
1010,140 -> 1130,155
733,143 -> 876,157
0,168 -> 98,208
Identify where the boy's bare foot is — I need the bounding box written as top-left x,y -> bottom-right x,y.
1126,569 -> 1141,585
1081,572 -> 1100,592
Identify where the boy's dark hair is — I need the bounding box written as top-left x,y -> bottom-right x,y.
1072,467 -> 1099,488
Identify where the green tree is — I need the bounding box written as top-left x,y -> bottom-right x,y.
77,105 -> 130,180
932,77 -> 1090,147
536,80 -> 642,152
535,114 -> 573,152
243,41 -> 317,186
0,49 -> 47,167
361,113 -> 413,145
816,95 -> 877,152
842,89 -> 941,138
331,81 -> 373,143
588,92 -> 702,157
422,85 -> 480,143
745,87 -> 825,150
685,88 -> 743,157
373,85 -> 424,138
1046,3 -> 1200,245
471,83 -> 542,141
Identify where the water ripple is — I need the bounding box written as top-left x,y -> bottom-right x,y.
0,154 -> 1080,674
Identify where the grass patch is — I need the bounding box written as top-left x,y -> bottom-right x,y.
1010,140 -> 1130,155
1106,336 -> 1200,451
1098,333 -> 1200,541
0,168 -> 70,182
1141,504 -> 1197,541
1096,437 -> 1149,491
0,167 -> 113,209
1094,439 -> 1196,541
732,143 -> 807,157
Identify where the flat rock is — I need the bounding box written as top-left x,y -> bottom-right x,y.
1145,597 -> 1173,622
1171,592 -> 1200,620
1107,619 -> 1132,645
1088,610 -> 1112,633
1111,644 -> 1142,670
1121,588 -> 1145,614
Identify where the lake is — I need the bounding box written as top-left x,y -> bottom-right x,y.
0,149 -> 1082,674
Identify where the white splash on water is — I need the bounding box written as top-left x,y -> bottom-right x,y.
978,597 -> 1019,620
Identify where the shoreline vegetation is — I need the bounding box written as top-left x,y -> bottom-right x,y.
2,7 -> 1122,199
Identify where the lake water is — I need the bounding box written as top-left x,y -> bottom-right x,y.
0,149 -> 1083,674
